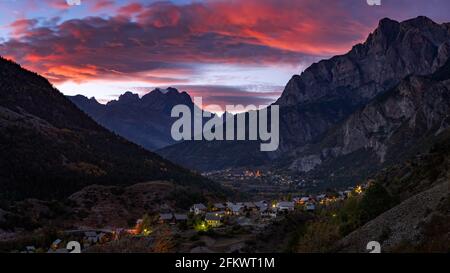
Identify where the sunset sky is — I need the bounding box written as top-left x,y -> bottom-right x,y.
1,0 -> 450,107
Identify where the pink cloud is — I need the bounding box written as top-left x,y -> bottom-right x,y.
117,3 -> 144,16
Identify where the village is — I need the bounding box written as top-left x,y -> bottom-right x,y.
17,182 -> 369,253
202,169 -> 326,201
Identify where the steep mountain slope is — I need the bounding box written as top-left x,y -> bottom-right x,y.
69,88 -> 193,150
160,139 -> 266,171
334,181 -> 448,253
286,59 -> 450,184
0,57 -> 222,201
334,129 -> 450,252
160,16 -> 450,172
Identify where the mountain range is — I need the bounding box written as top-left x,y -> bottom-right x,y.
68,87 -> 194,151
284,58 -> 450,185
158,16 -> 450,187
0,57 -> 223,201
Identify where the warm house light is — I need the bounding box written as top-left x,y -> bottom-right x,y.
355,185 -> 363,194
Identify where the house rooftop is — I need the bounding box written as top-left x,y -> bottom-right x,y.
243,202 -> 256,208
192,203 -> 206,209
214,203 -> 225,208
277,201 -> 295,207
174,214 -> 188,220
205,213 -> 221,221
230,204 -> 244,212
159,213 -> 173,220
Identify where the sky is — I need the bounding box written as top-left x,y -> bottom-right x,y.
1,0 -> 450,108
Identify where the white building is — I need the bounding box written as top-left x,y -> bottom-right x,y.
299,197 -> 310,203
229,204 -> 244,215
190,203 -> 207,215
276,201 -> 295,212
254,201 -> 268,211
316,194 -> 327,201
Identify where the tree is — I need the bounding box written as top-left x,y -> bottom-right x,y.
358,183 -> 397,223
338,197 -> 361,236
152,226 -> 175,252
140,214 -> 153,236
286,193 -> 292,202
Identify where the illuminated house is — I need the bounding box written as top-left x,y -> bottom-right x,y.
316,194 -> 327,201
205,213 -> 222,227
299,197 -> 310,204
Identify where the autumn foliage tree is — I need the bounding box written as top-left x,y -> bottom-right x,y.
152,226 -> 175,253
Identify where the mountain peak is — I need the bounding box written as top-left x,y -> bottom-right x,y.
403,15 -> 437,27
378,17 -> 399,27
142,87 -> 192,105
70,94 -> 100,104
155,87 -> 179,94
371,17 -> 401,45
277,16 -> 449,107
105,91 -> 139,106
118,91 -> 140,102
89,96 -> 99,103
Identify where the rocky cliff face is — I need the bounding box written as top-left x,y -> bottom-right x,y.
289,60 -> 450,180
277,16 -> 450,150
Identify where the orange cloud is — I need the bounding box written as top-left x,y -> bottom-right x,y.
47,65 -> 98,82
